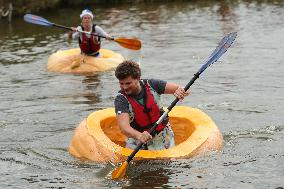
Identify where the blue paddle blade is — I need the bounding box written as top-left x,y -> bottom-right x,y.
198,32 -> 237,74
24,14 -> 53,27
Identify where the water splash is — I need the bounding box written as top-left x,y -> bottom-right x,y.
224,125 -> 284,143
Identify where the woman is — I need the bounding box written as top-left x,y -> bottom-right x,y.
69,9 -> 112,57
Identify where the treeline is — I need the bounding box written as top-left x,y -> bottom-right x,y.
0,0 -> 179,16
1,0 -> 282,17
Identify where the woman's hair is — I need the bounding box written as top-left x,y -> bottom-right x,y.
115,60 -> 141,80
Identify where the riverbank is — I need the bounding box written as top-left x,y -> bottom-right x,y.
1,0 -> 283,19
0,0 -> 60,18
0,0 -> 179,18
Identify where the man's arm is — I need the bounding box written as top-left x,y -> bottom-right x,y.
116,113 -> 139,139
164,82 -> 189,100
116,113 -> 152,144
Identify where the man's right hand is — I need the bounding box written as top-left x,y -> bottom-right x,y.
137,131 -> 152,144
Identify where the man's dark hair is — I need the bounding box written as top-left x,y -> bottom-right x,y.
115,60 -> 141,80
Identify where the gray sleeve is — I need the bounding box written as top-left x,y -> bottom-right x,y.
114,94 -> 130,114
94,25 -> 108,37
148,79 -> 167,94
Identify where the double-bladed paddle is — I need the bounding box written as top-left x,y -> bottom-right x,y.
23,14 -> 142,50
111,32 -> 237,179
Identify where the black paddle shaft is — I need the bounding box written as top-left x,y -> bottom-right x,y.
124,32 -> 237,164
52,23 -> 108,39
126,72 -> 200,163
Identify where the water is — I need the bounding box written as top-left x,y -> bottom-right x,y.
1,1 -> 284,188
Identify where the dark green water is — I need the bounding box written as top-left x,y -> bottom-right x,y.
0,1 -> 283,188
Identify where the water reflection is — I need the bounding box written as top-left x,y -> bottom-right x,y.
82,75 -> 101,90
217,0 -> 238,34
74,75 -> 102,105
122,161 -> 172,189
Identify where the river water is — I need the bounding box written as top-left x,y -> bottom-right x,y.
0,1 -> 283,188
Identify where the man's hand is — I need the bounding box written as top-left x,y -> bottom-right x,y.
173,86 -> 189,100
137,131 -> 152,144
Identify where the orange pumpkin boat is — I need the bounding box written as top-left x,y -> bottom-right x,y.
68,106 -> 223,163
47,48 -> 124,74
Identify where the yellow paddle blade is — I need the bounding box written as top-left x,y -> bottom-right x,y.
111,161 -> 128,179
114,38 -> 142,50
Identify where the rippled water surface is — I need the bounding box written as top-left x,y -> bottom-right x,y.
0,1 -> 283,188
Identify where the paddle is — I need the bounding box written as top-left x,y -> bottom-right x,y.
111,32 -> 237,179
23,14 -> 142,50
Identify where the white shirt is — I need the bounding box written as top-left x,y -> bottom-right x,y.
72,24 -> 108,40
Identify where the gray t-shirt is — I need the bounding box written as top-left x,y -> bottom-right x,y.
114,79 -> 166,114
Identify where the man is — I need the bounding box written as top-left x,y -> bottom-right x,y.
68,9 -> 112,57
114,60 -> 189,150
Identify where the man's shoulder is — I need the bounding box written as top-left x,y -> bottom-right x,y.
115,93 -> 127,102
145,78 -> 166,94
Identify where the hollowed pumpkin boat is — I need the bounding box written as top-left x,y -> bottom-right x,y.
68,106 -> 223,163
47,48 -> 124,74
